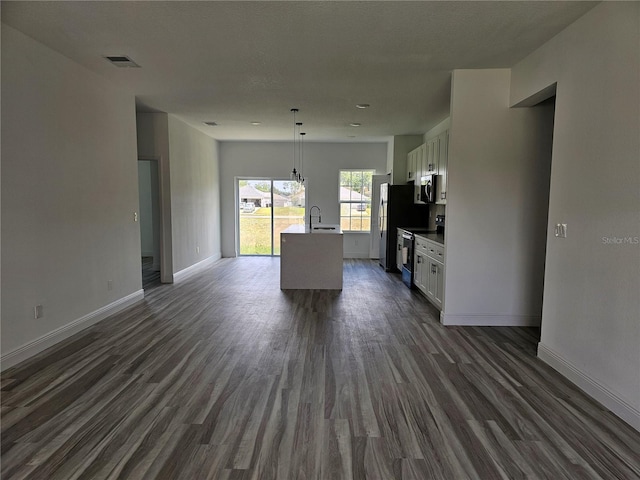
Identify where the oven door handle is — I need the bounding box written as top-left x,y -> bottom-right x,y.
402,233 -> 413,240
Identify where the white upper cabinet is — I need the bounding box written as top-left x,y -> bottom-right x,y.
425,139 -> 438,174
436,130 -> 448,205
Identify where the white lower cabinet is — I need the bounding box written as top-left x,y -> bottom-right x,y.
427,259 -> 444,309
414,235 -> 445,310
414,250 -> 427,292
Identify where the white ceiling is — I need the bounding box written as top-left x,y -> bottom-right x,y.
1,1 -> 597,142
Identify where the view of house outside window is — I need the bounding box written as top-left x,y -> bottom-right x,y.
238,179 -> 305,255
339,170 -> 374,232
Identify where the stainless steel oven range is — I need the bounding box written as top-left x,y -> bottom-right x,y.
401,230 -> 414,288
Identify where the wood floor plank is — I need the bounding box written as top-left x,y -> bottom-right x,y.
2,257 -> 639,479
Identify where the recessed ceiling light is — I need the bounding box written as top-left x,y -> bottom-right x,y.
203,121 -> 218,126
251,121 -> 261,126
350,123 -> 361,127
356,104 -> 370,109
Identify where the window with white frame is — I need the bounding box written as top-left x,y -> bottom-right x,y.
339,170 -> 374,232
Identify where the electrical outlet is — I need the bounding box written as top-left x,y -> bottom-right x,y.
34,305 -> 44,319
107,280 -> 113,291
134,212 -> 138,222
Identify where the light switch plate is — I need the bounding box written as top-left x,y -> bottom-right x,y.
555,223 -> 567,238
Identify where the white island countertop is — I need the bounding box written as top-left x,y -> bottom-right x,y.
282,224 -> 342,234
280,224 -> 343,289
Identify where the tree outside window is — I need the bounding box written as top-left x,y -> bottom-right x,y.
339,170 -> 374,232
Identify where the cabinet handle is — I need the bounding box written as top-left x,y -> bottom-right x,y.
398,245 -> 401,251
417,256 -> 422,264
431,265 -> 437,274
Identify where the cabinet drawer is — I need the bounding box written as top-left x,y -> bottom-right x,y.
414,236 -> 429,251
425,240 -> 445,262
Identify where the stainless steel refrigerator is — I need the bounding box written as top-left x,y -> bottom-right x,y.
378,183 -> 427,271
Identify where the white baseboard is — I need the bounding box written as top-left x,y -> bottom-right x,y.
172,254 -> 220,283
538,343 -> 640,431
440,313 -> 541,327
1,290 -> 144,371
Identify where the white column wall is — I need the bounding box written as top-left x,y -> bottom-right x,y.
443,69 -> 553,327
136,114 -> 221,280
510,2 -> 640,429
168,116 -> 221,272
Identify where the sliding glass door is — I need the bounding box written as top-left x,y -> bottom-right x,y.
238,179 -> 305,256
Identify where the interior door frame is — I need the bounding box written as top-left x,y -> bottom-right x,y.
138,155 -> 173,283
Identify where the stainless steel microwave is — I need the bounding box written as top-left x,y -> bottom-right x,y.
420,174 -> 436,203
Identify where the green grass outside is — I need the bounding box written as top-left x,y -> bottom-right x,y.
239,211 -> 304,255
239,206 -> 371,254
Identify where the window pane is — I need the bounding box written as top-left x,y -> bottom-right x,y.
273,180 -> 305,255
239,179 -> 305,256
338,169 -> 374,232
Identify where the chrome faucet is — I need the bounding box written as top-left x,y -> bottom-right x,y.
309,205 -> 321,230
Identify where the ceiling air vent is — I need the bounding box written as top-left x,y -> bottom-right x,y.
203,122 -> 218,126
104,55 -> 140,68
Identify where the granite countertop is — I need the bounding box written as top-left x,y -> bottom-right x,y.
415,232 -> 445,245
398,227 -> 445,245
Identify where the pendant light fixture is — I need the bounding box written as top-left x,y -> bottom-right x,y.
290,108 -> 298,181
299,131 -> 306,184
296,121 -> 303,183
290,108 -> 307,185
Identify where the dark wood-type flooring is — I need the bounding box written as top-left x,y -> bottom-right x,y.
2,258 -> 639,479
142,256 -> 161,291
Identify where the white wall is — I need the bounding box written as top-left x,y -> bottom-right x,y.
444,69 -> 553,327
219,142 -> 388,258
136,114 -> 221,279
1,25 -> 142,365
511,2 -> 640,429
167,116 -> 221,272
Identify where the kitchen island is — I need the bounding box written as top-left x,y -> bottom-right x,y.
280,224 -> 343,290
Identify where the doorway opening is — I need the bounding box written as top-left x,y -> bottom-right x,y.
529,94 -> 556,343
138,159 -> 162,289
237,178 -> 305,256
